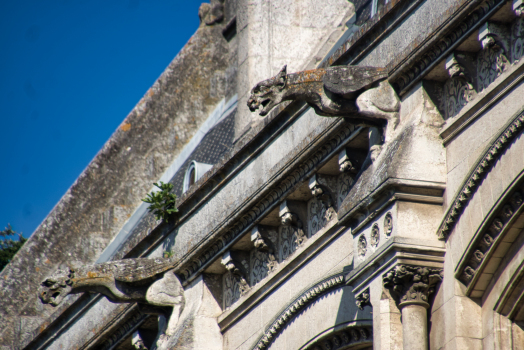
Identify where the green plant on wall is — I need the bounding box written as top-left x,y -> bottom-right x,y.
142,182 -> 179,222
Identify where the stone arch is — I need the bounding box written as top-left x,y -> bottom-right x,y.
250,273 -> 372,350
299,321 -> 373,350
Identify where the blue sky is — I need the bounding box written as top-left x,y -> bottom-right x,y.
0,1 -> 202,238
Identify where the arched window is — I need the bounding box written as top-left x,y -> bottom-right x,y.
183,160 -> 213,193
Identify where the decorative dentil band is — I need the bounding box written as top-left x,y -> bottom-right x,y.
437,109 -> 524,240
383,265 -> 443,308
252,274 -> 345,350
179,124 -> 357,283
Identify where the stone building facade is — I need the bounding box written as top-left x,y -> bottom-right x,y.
2,0 -> 524,349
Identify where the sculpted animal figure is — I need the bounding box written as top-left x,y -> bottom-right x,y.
39,258 -> 184,339
247,65 -> 400,130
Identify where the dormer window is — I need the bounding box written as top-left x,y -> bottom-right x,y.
183,160 -> 213,193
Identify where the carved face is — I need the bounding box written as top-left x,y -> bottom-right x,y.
247,65 -> 287,116
39,268 -> 74,306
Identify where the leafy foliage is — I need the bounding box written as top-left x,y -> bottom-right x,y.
142,182 -> 179,222
0,224 -> 26,272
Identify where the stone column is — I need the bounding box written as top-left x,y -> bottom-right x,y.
383,265 -> 443,350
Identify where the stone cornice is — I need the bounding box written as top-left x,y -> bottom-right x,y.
251,274 -> 345,350
177,122 -> 361,285
437,108 -> 524,240
390,0 -> 505,96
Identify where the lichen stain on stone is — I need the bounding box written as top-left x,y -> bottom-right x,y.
87,271 -> 98,278
121,123 -> 132,131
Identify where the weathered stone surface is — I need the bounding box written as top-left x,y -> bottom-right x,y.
0,21 -> 229,348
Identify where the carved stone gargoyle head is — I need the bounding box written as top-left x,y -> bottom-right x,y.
247,65 -> 288,116
39,267 -> 74,306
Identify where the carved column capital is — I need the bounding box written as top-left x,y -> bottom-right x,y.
383,265 -> 443,308
356,288 -> 371,310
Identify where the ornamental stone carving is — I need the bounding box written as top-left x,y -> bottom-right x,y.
370,224 -> 380,247
442,53 -> 475,119
383,265 -> 443,308
478,22 -> 509,91
357,235 -> 367,258
384,212 -> 393,236
39,258 -> 185,340
356,288 -> 371,310
247,65 -> 400,130
279,201 -> 307,261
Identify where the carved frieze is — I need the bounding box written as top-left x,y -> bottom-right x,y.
279,201 -> 307,261
478,22 -> 510,91
512,8 -> 524,62
442,53 -> 475,119
355,288 -> 371,310
222,250 -> 250,308
308,174 -> 337,236
383,265 -> 443,308
250,226 -> 278,285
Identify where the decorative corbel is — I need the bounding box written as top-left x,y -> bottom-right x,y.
382,265 -> 443,309
251,225 -> 276,253
132,331 -> 148,350
309,174 -> 335,208
478,22 -> 510,54
441,52 -> 476,119
514,0 -> 524,17
338,148 -> 359,174
279,200 -> 307,246
279,201 -> 303,228
355,288 -> 371,310
221,251 -> 249,281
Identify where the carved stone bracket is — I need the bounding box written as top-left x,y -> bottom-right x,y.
309,174 -> 335,208
221,251 -> 249,282
338,148 -> 359,174
279,200 -> 304,229
515,0 -> 524,17
442,52 -> 476,119
355,288 -> 371,310
479,22 -> 510,54
478,21 -> 510,90
251,226 -> 276,253
383,265 -> 443,308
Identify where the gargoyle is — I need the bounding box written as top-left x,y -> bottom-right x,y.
248,65 -> 400,129
39,258 -> 184,338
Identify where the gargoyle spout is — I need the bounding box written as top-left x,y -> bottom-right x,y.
247,64 -> 400,127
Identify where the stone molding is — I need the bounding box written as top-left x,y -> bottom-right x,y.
457,185 -> 524,292
302,323 -> 373,350
383,265 -> 443,308
437,107 -> 524,240
98,311 -> 147,350
251,274 -> 345,350
391,0 -> 505,96
179,123 -> 358,284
